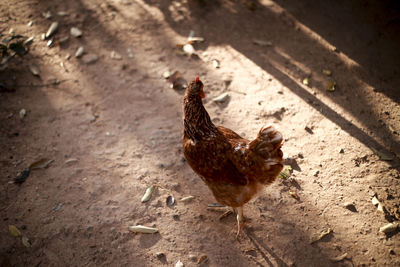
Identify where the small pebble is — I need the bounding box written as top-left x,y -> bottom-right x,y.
175,260 -> 184,267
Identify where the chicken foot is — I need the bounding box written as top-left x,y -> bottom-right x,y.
219,207 -> 234,220
235,206 -> 245,239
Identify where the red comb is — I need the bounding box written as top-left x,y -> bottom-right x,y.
195,76 -> 200,82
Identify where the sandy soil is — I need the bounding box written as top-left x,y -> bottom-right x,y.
1,0 -> 400,266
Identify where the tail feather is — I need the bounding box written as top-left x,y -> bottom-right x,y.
248,125 -> 284,184
255,125 -> 283,159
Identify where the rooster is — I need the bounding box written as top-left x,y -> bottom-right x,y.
183,76 -> 284,237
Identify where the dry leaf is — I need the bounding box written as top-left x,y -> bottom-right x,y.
371,148 -> 394,161
29,158 -> 54,170
75,46 -> 84,58
212,59 -> 220,68
322,69 -> 332,76
129,225 -> 159,234
110,51 -> 122,60
279,166 -> 292,179
168,71 -> 187,91
183,44 -> 195,56
9,225 -> 21,237
70,27 -> 82,37
379,223 -> 398,234
29,64 -> 40,76
180,196 -> 195,202
207,203 -> 225,207
162,71 -> 170,79
65,158 -> 78,164
24,36 -> 34,46
197,255 -> 208,265
53,203 -> 62,212
45,22 -> 59,38
19,109 -> 26,119
141,185 -> 155,203
187,37 -> 205,43
253,39 -> 272,46
22,236 -> 31,247
57,11 -> 69,16
372,196 -> 384,212
212,93 -> 229,103
302,77 -> 310,86
310,228 -> 332,244
289,191 -> 299,200
326,81 -> 336,92
42,11 -> 52,19
331,253 -> 347,262
13,169 -> 30,184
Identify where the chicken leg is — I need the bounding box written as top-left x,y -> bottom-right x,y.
236,206 -> 244,239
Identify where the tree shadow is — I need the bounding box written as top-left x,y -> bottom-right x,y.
1,0 -> 398,266
145,0 -> 400,167
274,0 -> 400,104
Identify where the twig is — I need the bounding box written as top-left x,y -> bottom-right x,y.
14,79 -> 70,88
229,89 -> 247,95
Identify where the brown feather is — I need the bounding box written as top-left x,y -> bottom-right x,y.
183,78 -> 283,208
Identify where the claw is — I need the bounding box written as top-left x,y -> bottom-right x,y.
219,209 -> 233,220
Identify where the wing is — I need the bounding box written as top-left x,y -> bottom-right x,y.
183,129 -> 248,186
217,126 -> 246,141
216,125 -> 251,179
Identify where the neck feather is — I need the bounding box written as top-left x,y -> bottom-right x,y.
183,95 -> 217,139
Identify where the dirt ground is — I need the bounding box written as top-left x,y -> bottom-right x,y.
1,0 -> 400,266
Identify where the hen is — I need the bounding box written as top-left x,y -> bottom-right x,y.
183,76 -> 284,237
